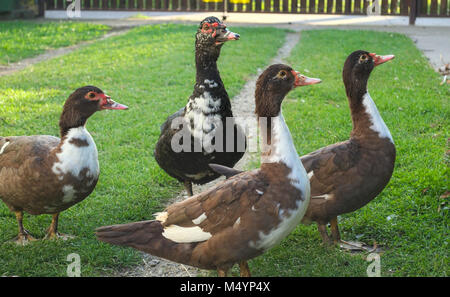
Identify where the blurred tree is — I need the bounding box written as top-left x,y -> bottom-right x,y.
0,0 -> 40,19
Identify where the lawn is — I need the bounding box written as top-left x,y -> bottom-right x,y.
0,23 -> 286,276
0,23 -> 448,277
242,29 -> 448,277
0,21 -> 110,65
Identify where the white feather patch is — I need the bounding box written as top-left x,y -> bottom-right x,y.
362,92 -> 394,144
233,217 -> 241,227
155,212 -> 168,223
307,171 -> 314,179
185,172 -> 208,180
62,185 -> 77,203
249,200 -> 307,251
162,225 -> 212,243
204,79 -> 218,88
312,194 -> 333,200
192,213 -> 207,225
0,141 -> 9,154
52,127 -> 99,181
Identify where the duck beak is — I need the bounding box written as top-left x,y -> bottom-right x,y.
292,71 -> 322,87
369,53 -> 395,66
215,27 -> 240,45
225,30 -> 240,41
100,95 -> 128,110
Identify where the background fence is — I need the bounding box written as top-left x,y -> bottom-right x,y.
42,0 -> 450,23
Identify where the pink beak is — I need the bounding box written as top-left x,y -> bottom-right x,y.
100,95 -> 128,110
225,30 -> 240,41
369,53 -> 395,66
292,70 -> 322,87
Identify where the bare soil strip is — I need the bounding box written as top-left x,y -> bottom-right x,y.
0,27 -> 132,77
118,32 -> 301,277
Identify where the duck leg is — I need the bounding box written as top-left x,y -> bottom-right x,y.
12,211 -> 36,245
317,223 -> 332,245
184,180 -> 193,196
330,217 -> 341,243
239,261 -> 251,277
330,217 -> 374,251
44,213 -> 74,240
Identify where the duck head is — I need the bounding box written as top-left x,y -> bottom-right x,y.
196,16 -> 239,51
343,50 -> 395,102
59,86 -> 128,136
255,64 -> 321,118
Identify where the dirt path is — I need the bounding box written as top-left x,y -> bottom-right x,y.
118,31 -> 301,277
0,27 -> 132,77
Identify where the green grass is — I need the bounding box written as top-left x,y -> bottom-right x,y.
0,23 -> 286,277
240,29 -> 448,277
0,21 -> 110,65
1,24 -> 448,277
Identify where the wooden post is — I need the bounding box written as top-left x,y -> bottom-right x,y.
38,0 -> 45,16
409,0 -> 417,25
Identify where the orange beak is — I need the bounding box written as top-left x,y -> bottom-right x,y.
369,53 -> 395,66
292,70 -> 322,87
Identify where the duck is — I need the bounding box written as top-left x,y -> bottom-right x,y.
209,51 -> 396,247
154,16 -> 245,197
96,64 -> 321,276
299,51 -> 396,246
0,86 -> 128,245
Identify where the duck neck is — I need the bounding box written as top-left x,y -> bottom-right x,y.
185,44 -> 231,118
59,108 -> 88,139
258,111 -> 309,196
260,110 -> 303,167
194,44 -> 224,88
348,89 -> 394,143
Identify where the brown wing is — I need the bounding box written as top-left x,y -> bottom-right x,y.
0,135 -> 59,169
161,169 -> 268,235
300,139 -> 360,197
0,135 -> 60,211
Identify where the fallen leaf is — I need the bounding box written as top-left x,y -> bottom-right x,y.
439,191 -> 450,199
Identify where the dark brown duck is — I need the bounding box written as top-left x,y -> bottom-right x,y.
154,16 -> 245,196
300,50 -> 396,245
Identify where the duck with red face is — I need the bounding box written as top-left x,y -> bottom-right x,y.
154,16 -> 245,197
0,86 -> 127,245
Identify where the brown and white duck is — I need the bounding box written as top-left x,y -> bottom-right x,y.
96,64 -> 321,276
299,50 -> 396,246
0,86 -> 127,244
154,16 -> 245,196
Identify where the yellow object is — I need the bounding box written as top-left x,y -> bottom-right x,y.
202,0 -> 251,3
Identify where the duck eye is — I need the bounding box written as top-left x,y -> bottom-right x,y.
202,24 -> 210,31
279,70 -> 287,77
88,92 -> 96,99
360,54 -> 368,61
